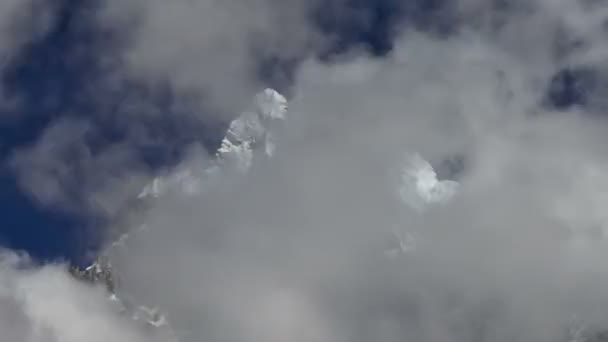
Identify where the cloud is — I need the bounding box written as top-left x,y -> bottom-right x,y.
70,2 -> 606,341
95,0 -> 320,117
9,118 -> 151,218
89,2 -> 608,342
0,0 -> 53,65
0,251 -> 161,342
8,0 -> 319,215
0,0 -> 55,110
6,0 -> 608,341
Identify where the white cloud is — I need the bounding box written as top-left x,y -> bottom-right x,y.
98,2 -> 608,341
0,252 -> 157,342
0,0 -> 55,110
8,1 -> 608,341
96,0 -> 318,117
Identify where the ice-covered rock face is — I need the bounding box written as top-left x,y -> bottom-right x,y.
255,88 -> 288,120
398,154 -> 459,212
219,88 -> 287,165
138,88 -> 287,199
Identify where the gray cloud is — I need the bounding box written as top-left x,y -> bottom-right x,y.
9,118 -> 151,218
96,0 -> 320,117
6,0 -> 608,341
0,0 -> 54,111
0,0 -> 53,65
9,0 -> 322,214
0,251 -> 159,342
95,2 -> 608,341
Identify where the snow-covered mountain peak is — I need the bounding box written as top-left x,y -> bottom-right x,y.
255,88 -> 288,120
73,88 -> 289,340
138,88 -> 288,199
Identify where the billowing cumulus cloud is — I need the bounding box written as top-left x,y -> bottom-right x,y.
5,1 -> 608,342
90,2 -> 608,342
95,0 -> 319,117
0,251 -> 161,342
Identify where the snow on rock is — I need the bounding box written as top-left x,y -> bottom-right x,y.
138,88 -> 287,199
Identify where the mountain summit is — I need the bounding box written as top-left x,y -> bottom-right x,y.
137,88 -> 287,199
70,88 -> 289,341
